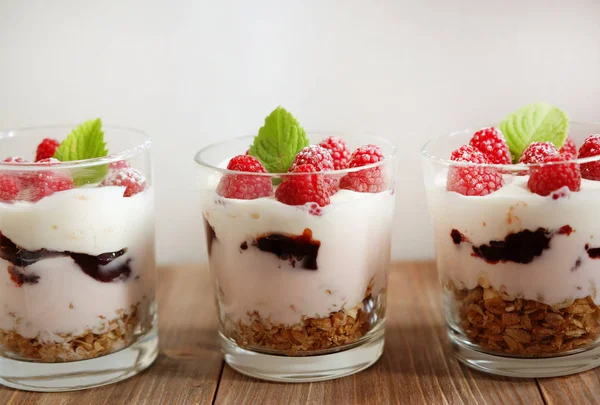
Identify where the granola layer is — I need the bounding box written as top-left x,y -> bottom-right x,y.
0,307 -> 140,362
451,285 -> 600,356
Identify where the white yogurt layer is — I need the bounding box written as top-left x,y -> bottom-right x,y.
204,189 -> 394,326
427,172 -> 600,306
0,186 -> 155,342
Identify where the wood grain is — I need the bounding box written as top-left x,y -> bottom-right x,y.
0,264 -> 223,405
4,261 -> 600,404
213,262 -> 544,405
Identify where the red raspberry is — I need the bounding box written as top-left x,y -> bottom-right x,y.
347,145 -> 384,168
560,136 -> 577,159
109,160 -> 130,171
319,136 -> 351,170
469,127 -> 512,164
216,155 -> 272,200
3,157 -> 27,163
0,174 -> 19,202
578,134 -> 600,180
35,138 -> 60,162
528,155 -> 581,196
446,145 -> 503,196
519,142 -> 558,164
101,167 -> 147,197
339,144 -> 386,193
290,146 -> 334,172
275,164 -> 330,207
21,170 -> 74,202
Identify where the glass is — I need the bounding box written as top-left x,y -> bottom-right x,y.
195,134 -> 396,382
422,122 -> 600,378
0,126 -> 157,391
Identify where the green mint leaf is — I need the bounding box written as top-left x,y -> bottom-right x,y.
54,118 -> 109,186
499,102 -> 569,162
248,107 -> 309,173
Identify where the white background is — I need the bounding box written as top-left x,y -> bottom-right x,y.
1,0 -> 599,265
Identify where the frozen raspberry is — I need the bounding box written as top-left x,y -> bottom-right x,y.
560,136 -> 577,159
290,146 -> 334,172
109,160 -> 130,171
21,170 -> 74,202
3,157 -> 27,163
276,164 -> 330,207
347,145 -> 384,168
0,174 -> 19,202
101,167 -> 147,197
339,144 -> 386,193
216,155 -> 272,200
528,155 -> 581,196
319,136 -> 351,170
469,127 -> 512,164
519,142 -> 558,164
578,134 -> 600,180
35,138 -> 60,162
446,145 -> 503,196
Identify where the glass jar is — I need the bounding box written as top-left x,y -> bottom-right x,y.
422,122 -> 600,378
195,134 -> 396,382
0,125 -> 157,391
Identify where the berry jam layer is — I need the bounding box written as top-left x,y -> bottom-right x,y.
428,173 -> 600,308
203,189 -> 394,329
0,186 -> 155,358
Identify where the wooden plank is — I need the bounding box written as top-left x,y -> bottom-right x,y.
213,262 -> 545,405
539,369 -> 600,404
0,264 -> 223,405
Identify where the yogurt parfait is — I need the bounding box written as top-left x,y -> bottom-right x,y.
0,120 -> 157,391
423,102 -> 600,377
196,107 -> 396,382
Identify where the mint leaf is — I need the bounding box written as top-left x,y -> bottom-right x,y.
54,118 -> 109,186
499,102 -> 569,162
249,107 -> 309,173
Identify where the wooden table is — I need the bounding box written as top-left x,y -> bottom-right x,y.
2,262 -> 600,405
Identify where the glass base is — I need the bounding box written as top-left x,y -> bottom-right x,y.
449,328 -> 600,378
0,330 -> 158,392
221,324 -> 385,382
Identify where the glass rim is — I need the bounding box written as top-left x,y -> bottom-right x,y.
194,133 -> 397,176
420,121 -> 600,170
0,124 -> 151,171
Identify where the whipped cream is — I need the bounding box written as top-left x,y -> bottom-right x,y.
204,189 -> 394,326
427,171 -> 600,306
0,186 -> 155,341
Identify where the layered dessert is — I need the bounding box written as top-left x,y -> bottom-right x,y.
201,107 -> 394,355
0,119 -> 155,362
426,103 -> 600,356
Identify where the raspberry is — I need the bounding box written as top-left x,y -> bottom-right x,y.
290,146 -> 334,172
519,142 -> 558,164
560,136 -> 577,159
101,167 -> 147,197
339,144 -> 387,193
21,170 -> 74,202
109,160 -> 130,171
446,145 -> 503,196
0,174 -> 19,202
319,136 -> 351,170
275,164 -> 330,207
578,134 -> 600,180
347,145 -> 384,168
226,155 -> 267,173
216,155 -> 272,200
469,127 -> 512,164
528,155 -> 581,196
35,138 -> 60,162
